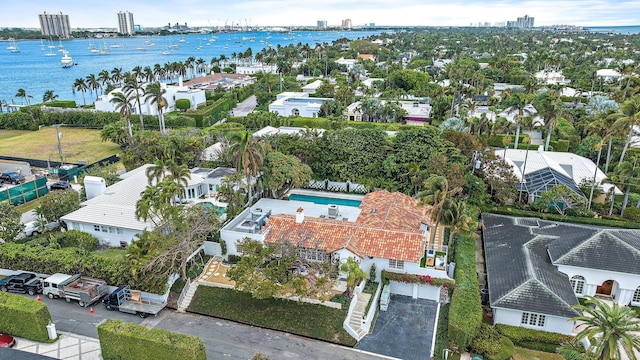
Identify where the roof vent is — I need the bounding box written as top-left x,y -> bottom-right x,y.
370,208 -> 377,214
328,204 -> 339,219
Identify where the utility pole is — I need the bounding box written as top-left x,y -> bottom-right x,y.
52,124 -> 64,165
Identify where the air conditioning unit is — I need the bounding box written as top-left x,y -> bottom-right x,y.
328,204 -> 339,219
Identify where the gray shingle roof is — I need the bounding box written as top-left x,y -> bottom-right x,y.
482,213 -> 581,318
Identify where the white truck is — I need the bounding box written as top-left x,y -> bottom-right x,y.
42,273 -> 108,307
102,285 -> 166,318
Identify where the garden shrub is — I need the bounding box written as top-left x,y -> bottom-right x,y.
486,336 -> 515,360
47,100 -> 77,108
550,139 -> 570,152
495,324 -> 567,353
472,324 -> 502,356
381,270 -> 455,289
291,117 -> 331,129
226,254 -> 242,264
0,292 -> 55,342
56,230 -> 99,251
434,303 -> 450,360
448,235 -> 482,351
98,319 -> 206,360
175,98 -> 191,112
487,134 -> 529,148
623,207 -> 640,222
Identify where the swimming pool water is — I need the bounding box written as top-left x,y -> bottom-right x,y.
194,202 -> 226,217
288,194 -> 362,207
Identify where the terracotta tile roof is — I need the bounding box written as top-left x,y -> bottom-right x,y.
357,190 -> 434,231
262,191 -> 432,263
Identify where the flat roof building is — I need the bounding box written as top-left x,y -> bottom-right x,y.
39,12 -> 72,39
117,11 -> 135,36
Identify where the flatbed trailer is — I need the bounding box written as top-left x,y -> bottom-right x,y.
43,273 -> 108,307
103,285 -> 166,318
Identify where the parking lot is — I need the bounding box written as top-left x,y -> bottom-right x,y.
356,295 -> 438,360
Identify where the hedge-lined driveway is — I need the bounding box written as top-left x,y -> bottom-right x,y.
356,295 -> 438,360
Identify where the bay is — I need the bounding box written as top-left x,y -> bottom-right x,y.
0,30 -> 380,107
586,25 -> 640,34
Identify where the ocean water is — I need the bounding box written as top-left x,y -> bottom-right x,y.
586,25 -> 640,34
0,30 -> 380,106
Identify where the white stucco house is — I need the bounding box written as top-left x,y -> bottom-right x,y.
268,92 -> 330,118
534,70 -> 571,85
483,213 -> 640,335
220,190 -> 449,289
344,100 -> 432,125
235,63 -> 278,75
94,81 -> 206,115
596,68 -> 623,82
61,164 -> 209,247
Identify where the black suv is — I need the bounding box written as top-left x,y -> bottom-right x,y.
0,172 -> 25,185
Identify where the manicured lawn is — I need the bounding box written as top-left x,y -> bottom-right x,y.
0,128 -> 119,163
188,285 -> 356,347
0,130 -> 30,141
15,196 -> 46,213
512,347 -> 563,360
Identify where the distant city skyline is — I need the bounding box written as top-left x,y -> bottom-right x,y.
1,0 -> 639,28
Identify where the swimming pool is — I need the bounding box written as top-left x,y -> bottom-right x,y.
288,194 -> 362,207
194,202 -> 226,217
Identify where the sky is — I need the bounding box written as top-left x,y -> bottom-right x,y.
1,0 -> 639,29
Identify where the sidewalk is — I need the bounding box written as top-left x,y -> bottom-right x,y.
13,332 -> 101,360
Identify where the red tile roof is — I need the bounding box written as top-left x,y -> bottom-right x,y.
262,191 -> 432,263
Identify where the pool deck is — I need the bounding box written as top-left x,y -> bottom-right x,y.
287,189 -> 366,201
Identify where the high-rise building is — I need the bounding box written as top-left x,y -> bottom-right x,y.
38,12 -> 72,39
317,20 -> 327,29
117,11 -> 135,35
341,19 -> 352,29
516,14 -> 534,29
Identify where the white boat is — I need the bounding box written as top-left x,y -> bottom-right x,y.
6,38 -> 19,53
61,50 -> 74,68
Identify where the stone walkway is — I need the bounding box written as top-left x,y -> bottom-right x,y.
14,332 -> 101,360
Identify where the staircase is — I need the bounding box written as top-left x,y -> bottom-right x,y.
347,292 -> 371,340
177,280 -> 199,313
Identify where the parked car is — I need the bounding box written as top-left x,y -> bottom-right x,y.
0,172 -> 25,185
0,272 -> 43,295
0,334 -> 15,348
23,221 -> 60,237
50,181 -> 72,190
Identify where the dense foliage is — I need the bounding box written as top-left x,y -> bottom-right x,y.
98,319 -> 206,360
448,235 -> 482,351
495,324 -> 568,353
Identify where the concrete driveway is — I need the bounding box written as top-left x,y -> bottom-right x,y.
356,295 -> 438,360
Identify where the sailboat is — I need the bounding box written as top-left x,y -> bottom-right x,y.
6,38 -> 20,53
45,38 -> 57,56
98,39 -> 110,55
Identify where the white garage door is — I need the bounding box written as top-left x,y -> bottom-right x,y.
389,281 -> 414,297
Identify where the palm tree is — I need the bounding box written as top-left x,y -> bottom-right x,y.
15,88 -> 32,106
42,90 -> 58,103
502,92 -> 535,149
441,199 -> 477,251
144,82 -> 168,135
228,131 -> 267,206
109,91 -> 134,145
111,67 -> 124,86
123,74 -> 146,130
572,296 -> 640,360
73,78 -> 88,106
611,96 -> 640,163
418,175 -> 462,249
98,70 -> 111,93
613,159 -> 640,217
340,257 -> 367,300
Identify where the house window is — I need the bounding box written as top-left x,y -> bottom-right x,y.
94,225 -> 100,232
291,108 -> 300,116
109,227 -> 116,234
72,223 -> 80,230
633,287 -> 640,303
521,312 -> 546,327
101,226 -> 108,233
389,259 -> 404,270
571,275 -> 585,295
116,228 -> 123,235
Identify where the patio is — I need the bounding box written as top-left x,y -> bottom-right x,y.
198,258 -> 235,287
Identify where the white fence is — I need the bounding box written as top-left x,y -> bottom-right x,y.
305,179 -> 369,194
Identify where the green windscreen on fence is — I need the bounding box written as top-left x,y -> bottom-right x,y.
0,177 -> 49,205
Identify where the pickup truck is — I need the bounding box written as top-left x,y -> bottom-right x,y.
103,285 -> 166,318
42,273 -> 108,307
23,221 -> 60,237
0,273 -> 43,296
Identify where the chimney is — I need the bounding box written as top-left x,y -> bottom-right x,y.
295,207 -> 304,224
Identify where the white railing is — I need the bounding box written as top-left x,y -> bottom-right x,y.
343,292 -> 360,340
177,277 -> 192,309
362,282 -> 383,333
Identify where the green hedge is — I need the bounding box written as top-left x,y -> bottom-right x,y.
487,336 -> 515,360
495,324 -> 568,353
381,270 -> 455,289
488,134 -> 529,148
98,319 -> 206,360
47,100 -> 77,108
55,230 -> 99,251
483,207 -> 640,229
434,304 -> 451,360
291,117 -> 331,129
549,139 -> 570,152
0,292 -> 55,342
448,235 -> 482,351
0,242 -> 165,293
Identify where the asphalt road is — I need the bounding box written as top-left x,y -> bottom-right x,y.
36,294 -> 395,360
231,95 -> 257,117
